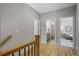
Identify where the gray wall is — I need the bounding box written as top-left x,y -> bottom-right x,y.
76,4 -> 79,55
0,3 -> 40,50
40,6 -> 76,43
0,10 -> 1,50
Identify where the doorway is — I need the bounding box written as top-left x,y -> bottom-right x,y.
60,17 -> 74,47
46,20 -> 56,44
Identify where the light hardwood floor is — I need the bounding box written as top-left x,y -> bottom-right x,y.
21,43 -> 77,56
39,43 -> 77,56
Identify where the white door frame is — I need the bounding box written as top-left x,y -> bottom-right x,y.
73,16 -> 76,48
59,16 -> 76,48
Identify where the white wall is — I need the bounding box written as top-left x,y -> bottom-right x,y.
0,3 -> 40,50
76,4 -> 79,55
0,12 -> 1,50
34,19 -> 39,35
40,6 -> 76,43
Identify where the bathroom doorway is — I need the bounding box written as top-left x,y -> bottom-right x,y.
46,19 -> 56,44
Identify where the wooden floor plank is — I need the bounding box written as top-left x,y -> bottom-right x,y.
21,43 -> 77,56
40,43 -> 77,56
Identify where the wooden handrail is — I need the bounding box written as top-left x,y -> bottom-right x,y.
0,40 -> 35,56
0,35 -> 40,56
0,35 -> 12,46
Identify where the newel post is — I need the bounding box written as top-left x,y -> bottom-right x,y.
35,35 -> 40,56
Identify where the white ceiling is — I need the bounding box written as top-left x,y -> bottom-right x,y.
27,3 -> 76,14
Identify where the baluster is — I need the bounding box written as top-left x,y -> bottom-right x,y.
28,46 -> 30,56
33,44 -> 34,56
24,48 -> 26,56
34,43 -> 35,56
31,44 -> 33,56
12,53 -> 14,56
19,50 -> 21,56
